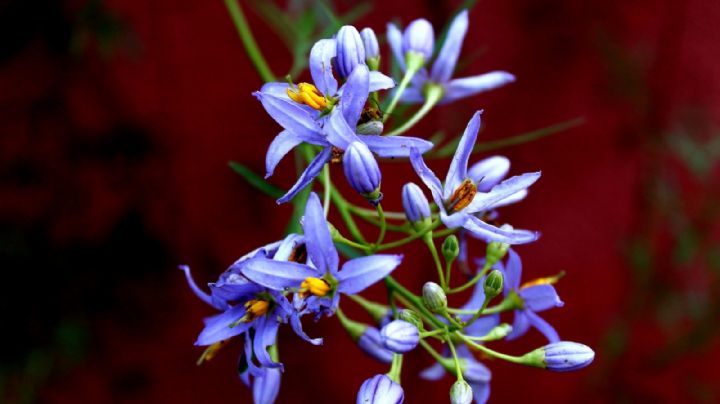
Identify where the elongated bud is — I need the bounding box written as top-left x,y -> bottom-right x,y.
442,235 -> 459,264
380,320 -> 419,353
360,27 -> 380,70
449,380 -> 473,404
542,342 -> 595,372
398,309 -> 423,330
356,374 -> 404,404
401,183 -> 431,230
357,327 -> 394,364
422,282 -> 447,313
336,25 -> 366,80
482,323 -> 513,341
402,19 -> 434,61
343,141 -> 383,206
486,239 -> 510,267
483,270 -> 504,299
468,156 -> 510,192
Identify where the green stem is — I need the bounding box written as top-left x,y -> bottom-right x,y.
375,220 -> 441,251
384,276 -> 445,329
322,164 -> 331,218
387,354 -> 404,383
457,334 -> 527,365
419,329 -> 446,339
385,84 -> 443,136
383,52 -> 424,121
329,186 -> 367,244
347,204 -> 407,220
348,294 -> 389,323
423,233 -> 446,289
448,262 -> 492,294
374,204 -> 387,247
464,296 -> 492,327
333,233 -> 371,252
419,339 -> 446,363
223,0 -> 275,82
446,295 -> 519,316
445,260 -> 453,291
447,337 -> 465,382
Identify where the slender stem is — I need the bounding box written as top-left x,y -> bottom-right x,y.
419,329 -> 446,339
333,233 -> 371,252
348,294 -> 389,323
329,186 -> 367,243
386,84 -> 443,136
385,276 -> 445,329
375,220 -> 441,251
419,339 -> 446,363
383,63 -> 420,122
374,204 -> 387,247
347,204 -> 407,220
223,0 -> 275,82
445,260 -> 453,291
464,296 -> 492,327
354,214 -> 410,233
447,337 -> 465,382
457,334 -> 526,365
423,233 -> 446,289
387,354 -> 404,383
448,262 -> 492,294
322,164 -> 331,218
433,227 -> 458,238
446,295 -> 519,316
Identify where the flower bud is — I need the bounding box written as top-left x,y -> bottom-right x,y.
380,320 -> 419,353
422,282 -> 447,313
401,183 -> 431,230
482,323 -> 513,341
360,27 -> 380,70
449,380 -> 473,404
542,341 -> 595,372
336,25 -> 366,80
485,239 -> 510,267
357,327 -> 394,364
343,141 -> 382,206
398,309 -> 423,330
356,374 -> 404,404
402,19 -> 434,61
483,269 -> 504,299
442,234 -> 459,264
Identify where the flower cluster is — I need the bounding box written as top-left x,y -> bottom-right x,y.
183,9 -> 594,403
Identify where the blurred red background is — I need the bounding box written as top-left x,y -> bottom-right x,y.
1,0 -> 719,403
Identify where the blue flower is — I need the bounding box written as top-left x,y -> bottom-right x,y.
240,192 -> 403,316
388,10 -> 515,105
541,341 -> 595,372
409,111 -> 541,244
356,374 -> 404,404
239,366 -> 281,404
496,248 -> 564,342
380,320 -> 419,353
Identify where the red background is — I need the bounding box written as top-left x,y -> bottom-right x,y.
1,0 -> 719,403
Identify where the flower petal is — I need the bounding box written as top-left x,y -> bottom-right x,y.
259,82 -> 316,115
471,381 -> 491,404
467,155 -> 510,192
277,147 -> 332,204
325,107 -> 361,150
491,189 -> 528,209
526,310 -> 560,343
420,360 -> 446,381
444,111 -> 482,198
520,284 -> 564,312
179,265 -> 215,308
254,92 -> 323,140
463,215 -> 539,244
430,10 -> 468,83
504,248 -> 522,291
252,315 -> 283,370
336,254 -> 403,294
309,38 -> 338,95
398,85 -> 425,104
252,368 -> 281,404
369,71 -> 396,92
195,305 -> 251,346
358,134 -> 433,157
466,172 -> 541,213
240,258 -> 319,290
265,130 -> 304,178
340,64 -> 370,126
290,312 -> 323,345
409,148 -> 444,207
386,23 -> 405,70
507,311 -> 530,340
302,192 -> 339,275
442,71 -> 516,104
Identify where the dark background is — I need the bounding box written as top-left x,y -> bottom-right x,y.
1,0 -> 719,403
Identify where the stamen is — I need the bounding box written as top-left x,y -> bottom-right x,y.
444,178 -> 477,213
521,271 -> 565,289
331,146 -> 344,164
238,299 -> 270,323
286,83 -> 328,110
300,277 -> 331,297
196,340 -> 229,365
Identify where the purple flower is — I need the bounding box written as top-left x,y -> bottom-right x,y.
336,26 -> 366,80
239,366 -> 281,404
380,320 -> 419,353
402,19 -> 434,61
401,182 -> 431,225
343,141 -> 383,205
542,341 -> 595,372
497,248 -> 564,342
357,327 -> 395,364
356,374 -> 404,404
409,111 -> 541,244
240,192 -> 403,316
360,28 -> 380,64
388,10 -> 515,105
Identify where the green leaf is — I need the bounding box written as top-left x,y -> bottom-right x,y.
229,161 -> 284,199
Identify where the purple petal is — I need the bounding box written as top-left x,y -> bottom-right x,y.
266,130 -> 303,178
386,23 -> 405,70
440,211 -> 469,229
369,71 -> 396,92
526,310 -> 560,343
337,254 -> 403,294
325,107 -> 361,150
520,284 -> 564,312
409,148 -> 444,207
252,315 -> 283,370
359,134 -> 433,157
430,10 -> 468,83
252,368 -> 281,404
291,312 -> 323,345
444,111 -> 482,198
277,147 -> 332,204
309,38 -> 338,95
463,215 -> 539,244
341,65 -> 370,125
179,265 -> 215,308
466,172 -> 541,213
302,192 -> 339,274
471,381 -> 491,404
467,155 -> 510,192
442,71 -> 516,104
492,189 -> 528,209
240,258 -> 319,290
195,305 -> 250,346
507,311 -> 530,340
504,248 -> 522,291
420,361 -> 446,381
398,85 -> 424,104
254,92 -> 323,140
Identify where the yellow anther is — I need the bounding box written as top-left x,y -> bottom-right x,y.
241,299 -> 270,323
286,83 -> 327,110
445,178 -> 477,213
300,277 -> 331,297
196,340 -> 229,365
521,271 -> 565,289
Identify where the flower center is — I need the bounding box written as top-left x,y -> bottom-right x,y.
287,83 -> 328,110
288,243 -> 307,264
445,179 -> 477,213
240,299 -> 270,323
300,277 -> 331,297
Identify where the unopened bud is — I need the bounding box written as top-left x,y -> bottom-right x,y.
402,19 -> 434,62
422,282 -> 447,313
380,320 -> 419,353
398,309 -> 423,330
360,27 -> 380,70
442,235 -> 460,264
343,141 -> 382,206
357,327 -> 394,364
356,374 -> 404,404
335,25 -> 365,80
483,270 -> 504,299
401,182 -> 431,230
541,341 -> 595,372
486,240 -> 510,267
482,323 -> 513,341
449,380 -> 473,404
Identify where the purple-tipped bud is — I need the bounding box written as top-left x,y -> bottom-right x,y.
542,342 -> 595,372
343,141 -> 382,205
361,27 -> 380,62
468,155 -> 510,192
357,327 -> 394,364
449,380 -> 473,404
356,374 -> 404,404
401,183 -> 431,226
336,25 -> 366,80
380,320 -> 419,353
422,282 -> 447,313
402,19 -> 434,61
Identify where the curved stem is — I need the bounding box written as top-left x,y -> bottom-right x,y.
322,164 -> 331,218
385,84 -> 443,136
374,204 -> 387,247
457,334 -> 527,365
387,353 -> 404,383
383,67 -> 419,122
448,262 -> 492,294
447,337 -> 465,382
333,233 -> 371,252
384,276 -> 445,329
423,233 -> 446,289
223,0 -> 275,82
375,220 -> 442,251
419,339 -> 445,363
347,204 -> 407,220
329,186 -> 367,244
